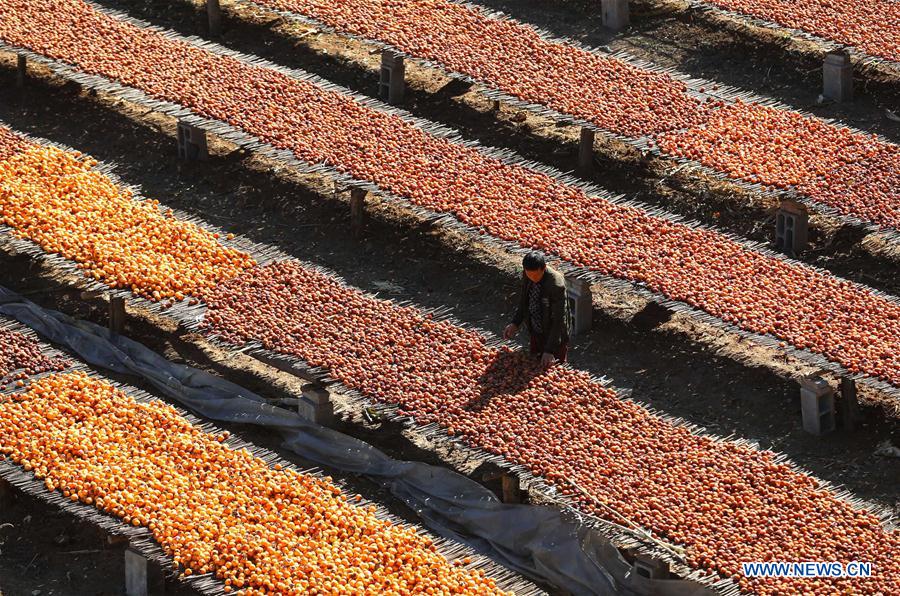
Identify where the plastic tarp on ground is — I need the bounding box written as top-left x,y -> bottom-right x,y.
0,287 -> 713,596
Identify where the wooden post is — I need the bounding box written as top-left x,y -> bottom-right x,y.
501,474 -> 522,504
578,127 -> 595,174
350,188 -> 366,237
207,0 -> 223,37
16,54 -> 26,89
839,377 -> 859,431
109,296 -> 126,335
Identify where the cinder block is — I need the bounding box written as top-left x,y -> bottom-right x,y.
775,199 -> 808,256
578,127 -> 595,173
823,51 -> 853,102
566,276 -> 592,338
301,383 -> 331,406
298,395 -> 334,426
125,548 -> 148,596
379,51 -> 405,105
601,0 -> 630,31
176,121 -> 208,161
800,376 -> 835,435
633,553 -> 669,579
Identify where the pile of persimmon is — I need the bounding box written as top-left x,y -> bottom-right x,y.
704,0 -> 900,63
250,0 -> 713,137
656,102 -> 900,229
0,2 -> 897,384
246,0 -> 898,231
0,327 -> 69,389
0,129 -> 255,302
201,260 -> 898,595
0,372 -> 508,595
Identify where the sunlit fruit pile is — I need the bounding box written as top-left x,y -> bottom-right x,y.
201,260 -> 899,596
0,1 -> 897,387
0,327 -> 69,389
0,371 -> 508,595
657,102 -> 900,229
0,130 -> 255,302
796,143 -> 900,227
250,0 -> 714,137
246,0 -> 898,231
703,0 -> 900,63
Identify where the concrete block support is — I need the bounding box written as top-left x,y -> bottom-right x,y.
823,51 -> 853,103
601,0 -> 630,31
109,296 -> 126,335
125,548 -> 148,596
578,127 -> 595,173
775,199 -> 808,256
566,276 -> 592,338
176,121 -> 208,161
379,51 -> 405,105
800,376 -> 836,435
839,377 -> 860,431
350,187 -> 367,237
299,383 -> 334,425
16,54 -> 26,89
207,0 -> 223,37
633,553 -> 670,580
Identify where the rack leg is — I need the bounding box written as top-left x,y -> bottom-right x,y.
125,548 -> 148,596
350,188 -> 367,237
0,477 -> 14,508
501,474 -> 523,504
578,127 -> 595,174
823,51 -> 852,103
601,0 -> 630,31
207,0 -> 223,37
109,296 -> 126,335
839,377 -> 859,431
16,54 -> 26,89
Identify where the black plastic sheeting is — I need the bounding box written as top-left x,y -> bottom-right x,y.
0,288 -> 710,596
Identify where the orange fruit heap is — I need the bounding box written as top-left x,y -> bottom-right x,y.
255,0 -> 713,137
0,372 -> 508,595
0,130 -> 255,302
247,0 -> 898,229
705,0 -> 900,63
0,327 -> 69,389
203,261 -> 899,596
0,2 -> 897,387
657,102 -> 899,228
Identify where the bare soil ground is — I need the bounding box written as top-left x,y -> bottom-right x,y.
0,1 -> 898,593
